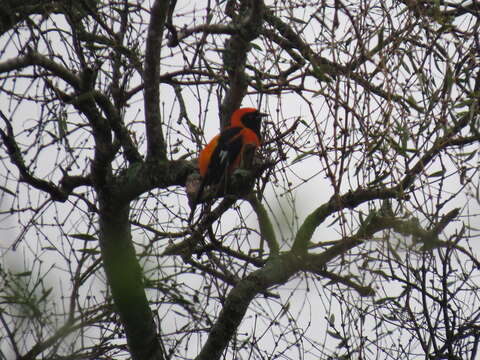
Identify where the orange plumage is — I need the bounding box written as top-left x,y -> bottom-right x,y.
198,107 -> 265,186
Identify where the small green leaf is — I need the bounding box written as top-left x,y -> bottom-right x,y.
374,296 -> 398,305
38,288 -> 52,303
69,233 -> 97,241
457,150 -> 477,161
428,169 -> 445,178
286,16 -> 307,24
250,42 -> 263,52
15,271 -> 32,277
376,28 -> 384,49
77,248 -> 100,255
291,151 -> 314,165
42,246 -> 57,251
327,330 -> 343,340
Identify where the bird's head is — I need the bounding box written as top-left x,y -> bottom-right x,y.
230,107 -> 268,138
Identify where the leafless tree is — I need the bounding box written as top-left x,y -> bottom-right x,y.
1,1 -> 480,359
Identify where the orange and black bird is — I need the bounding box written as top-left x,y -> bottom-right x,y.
193,107 -> 267,211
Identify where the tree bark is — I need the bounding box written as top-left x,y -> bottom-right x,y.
98,190 -> 164,360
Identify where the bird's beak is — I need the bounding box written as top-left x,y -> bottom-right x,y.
258,112 -> 269,118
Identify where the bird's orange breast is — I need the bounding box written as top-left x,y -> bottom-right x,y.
198,134 -> 220,177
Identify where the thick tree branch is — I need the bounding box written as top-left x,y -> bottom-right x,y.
0,0 -> 61,36
0,51 -> 81,89
219,0 -> 265,128
292,92 -> 478,254
144,0 -> 170,161
292,187 -> 400,253
302,208 -> 461,276
168,23 -> 236,47
98,197 -> 165,360
194,204 -> 460,359
118,159 -> 195,202
0,112 -> 90,202
64,93 -> 114,187
0,52 -> 120,184
93,91 -> 143,163
195,253 -> 300,360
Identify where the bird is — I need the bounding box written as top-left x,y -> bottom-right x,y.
191,107 -> 267,217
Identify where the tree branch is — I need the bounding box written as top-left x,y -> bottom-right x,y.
168,23 -> 236,47
163,197 -> 236,257
219,0 -> 266,128
314,269 -> 375,297
18,305 -> 110,360
292,187 -> 400,253
302,207 -> 461,277
98,198 -> 165,360
0,50 -> 81,88
118,159 -> 195,202
195,253 -> 300,360
292,90 -> 478,254
0,0 -> 61,36
194,204 -> 460,359
263,10 -> 425,113
247,194 -> 279,257
144,0 -> 170,161
0,111 -> 90,202
396,100 -> 479,193
93,91 -> 143,163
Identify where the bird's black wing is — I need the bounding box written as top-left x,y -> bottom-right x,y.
205,126 -> 243,185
